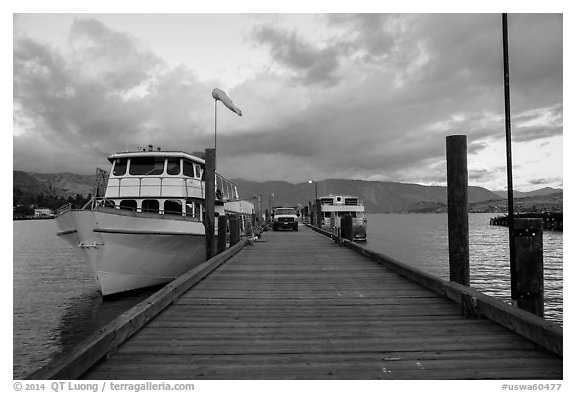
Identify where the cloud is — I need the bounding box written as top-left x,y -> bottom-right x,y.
13,14 -> 562,192
529,177 -> 562,186
13,18 -> 215,173
67,18 -> 164,92
251,25 -> 343,86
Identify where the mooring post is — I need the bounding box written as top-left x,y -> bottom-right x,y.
330,212 -> 335,236
514,218 -> 544,317
229,215 -> 240,245
204,148 -> 216,260
341,214 -> 353,241
446,135 -> 470,286
246,216 -> 254,238
316,199 -> 322,228
217,214 -> 227,254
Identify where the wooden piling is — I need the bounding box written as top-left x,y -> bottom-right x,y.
316,199 -> 322,228
217,215 -> 227,254
341,214 -> 353,241
446,135 -> 470,286
204,148 -> 216,260
229,215 -> 240,245
514,218 -> 544,317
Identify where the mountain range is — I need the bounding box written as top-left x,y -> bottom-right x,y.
13,171 -> 563,214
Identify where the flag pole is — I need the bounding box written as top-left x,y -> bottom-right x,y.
502,13 -> 517,301
214,98 -> 217,169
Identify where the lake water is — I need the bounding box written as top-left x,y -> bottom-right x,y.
12,214 -> 563,379
364,213 -> 563,324
12,220 -> 156,379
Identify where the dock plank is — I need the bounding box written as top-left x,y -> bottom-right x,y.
83,226 -> 562,380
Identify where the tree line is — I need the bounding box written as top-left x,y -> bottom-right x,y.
13,188 -> 92,217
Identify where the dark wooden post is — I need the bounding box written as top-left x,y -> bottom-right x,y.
316,199 -> 322,228
229,215 -> 240,245
217,214 -> 227,254
446,135 -> 470,286
246,216 -> 253,238
204,148 -> 216,260
341,214 -> 353,241
514,218 -> 544,317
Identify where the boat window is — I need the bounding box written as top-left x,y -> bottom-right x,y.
195,202 -> 201,219
119,200 -> 137,211
224,182 -> 231,199
164,200 -> 182,215
194,164 -> 203,179
275,208 -> 297,215
183,160 -> 195,178
167,158 -> 180,175
142,199 -> 160,213
129,157 -> 165,176
113,158 -> 127,176
216,176 -> 223,199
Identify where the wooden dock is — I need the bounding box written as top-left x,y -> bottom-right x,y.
490,212 -> 563,231
32,225 -> 562,380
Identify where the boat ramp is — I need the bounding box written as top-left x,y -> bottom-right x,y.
28,225 -> 562,380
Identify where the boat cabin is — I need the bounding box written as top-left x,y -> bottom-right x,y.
318,195 -> 366,224
101,150 -> 240,220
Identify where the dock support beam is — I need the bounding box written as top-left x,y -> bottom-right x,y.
446,135 -> 470,286
341,214 -> 353,241
204,148 -> 216,260
229,215 -> 240,245
315,199 -> 322,228
217,214 -> 227,254
515,218 -> 544,317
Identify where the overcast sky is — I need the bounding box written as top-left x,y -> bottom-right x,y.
13,11 -> 563,191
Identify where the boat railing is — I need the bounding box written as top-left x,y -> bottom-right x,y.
82,197 -> 107,210
56,203 -> 73,216
105,175 -> 238,201
79,197 -> 204,221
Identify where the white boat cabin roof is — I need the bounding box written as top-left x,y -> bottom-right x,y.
108,150 -> 205,165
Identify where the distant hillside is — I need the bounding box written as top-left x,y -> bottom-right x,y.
233,178 -> 503,213
492,187 -> 563,199
13,171 -> 97,198
470,192 -> 563,214
13,170 -> 562,214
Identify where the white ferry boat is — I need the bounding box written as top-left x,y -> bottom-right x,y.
55,147 -> 254,296
319,195 -> 367,241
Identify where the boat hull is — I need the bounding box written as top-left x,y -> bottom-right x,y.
56,208 -> 207,295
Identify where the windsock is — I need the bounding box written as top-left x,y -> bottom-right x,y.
212,88 -> 242,116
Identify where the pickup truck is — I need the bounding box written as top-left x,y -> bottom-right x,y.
272,207 -> 299,231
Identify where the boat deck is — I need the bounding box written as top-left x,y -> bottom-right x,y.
82,226 -> 562,379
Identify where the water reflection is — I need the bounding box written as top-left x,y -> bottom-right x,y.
61,291 -> 149,351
